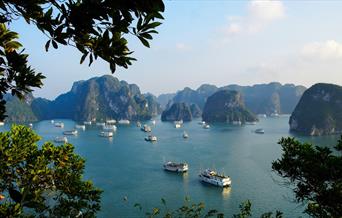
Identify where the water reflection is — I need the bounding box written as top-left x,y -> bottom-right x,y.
222,187 -> 232,199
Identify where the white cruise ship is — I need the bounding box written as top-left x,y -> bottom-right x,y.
63,129 -> 78,135
199,169 -> 231,187
54,122 -> 64,128
54,136 -> 68,143
99,131 -> 113,137
103,125 -> 117,131
83,121 -> 92,125
141,124 -> 152,132
75,124 -> 86,130
106,119 -> 116,125
96,122 -> 105,127
145,135 -> 157,142
163,161 -> 188,172
118,119 -> 130,125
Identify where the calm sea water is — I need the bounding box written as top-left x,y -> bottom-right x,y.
1,116 -> 339,217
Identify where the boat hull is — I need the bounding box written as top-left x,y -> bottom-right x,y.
199,175 -> 231,187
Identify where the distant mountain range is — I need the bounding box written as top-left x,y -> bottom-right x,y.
5,75 -> 161,122
161,82 -> 306,116
4,77 -> 308,123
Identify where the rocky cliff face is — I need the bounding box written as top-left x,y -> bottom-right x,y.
221,82 -> 306,115
160,83 -> 306,116
161,102 -> 192,121
289,83 -> 342,136
29,75 -> 161,121
4,94 -> 37,122
202,90 -> 258,123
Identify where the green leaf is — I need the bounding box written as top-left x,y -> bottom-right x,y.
137,36 -> 150,48
45,40 -> 50,52
52,40 -> 58,49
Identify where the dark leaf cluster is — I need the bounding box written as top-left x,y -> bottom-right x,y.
272,136 -> 342,217
0,0 -> 164,73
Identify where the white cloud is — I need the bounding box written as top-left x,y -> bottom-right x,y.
224,0 -> 285,36
301,40 -> 342,60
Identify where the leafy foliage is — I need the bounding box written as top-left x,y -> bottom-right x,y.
0,0 -> 164,120
272,136 -> 342,217
0,125 -> 102,217
0,0 -> 164,72
133,198 -> 283,218
0,23 -> 45,121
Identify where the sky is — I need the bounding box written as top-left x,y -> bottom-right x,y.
10,0 -> 342,99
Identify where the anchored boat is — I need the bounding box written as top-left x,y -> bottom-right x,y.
163,161 -> 188,172
99,131 -> 113,137
63,129 -> 78,135
141,124 -> 152,132
183,131 -> 189,138
54,122 -> 64,128
199,169 -> 231,187
145,135 -> 157,142
54,136 -> 68,143
75,124 -> 86,130
254,128 -> 265,134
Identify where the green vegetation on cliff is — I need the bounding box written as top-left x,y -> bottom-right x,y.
289,83 -> 342,136
202,90 -> 258,123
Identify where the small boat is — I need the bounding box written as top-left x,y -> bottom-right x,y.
106,119 -> 116,125
255,128 -> 265,134
136,121 -> 142,128
63,129 -> 78,135
183,131 -> 189,139
163,161 -> 189,172
96,122 -> 105,127
141,124 -> 152,132
151,120 -> 156,125
270,112 -> 280,117
99,131 -> 113,137
199,169 -> 231,187
118,119 -> 130,125
145,134 -> 157,142
232,120 -> 242,125
75,124 -> 86,130
0,121 -> 4,126
29,123 -> 33,128
175,123 -> 182,128
54,136 -> 68,143
50,120 -> 54,124
203,124 -> 210,129
258,114 -> 267,118
84,121 -> 92,125
198,121 -> 206,125
103,125 -> 117,131
54,122 -> 64,128
246,121 -> 257,125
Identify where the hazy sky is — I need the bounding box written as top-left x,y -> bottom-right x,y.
11,1 -> 342,99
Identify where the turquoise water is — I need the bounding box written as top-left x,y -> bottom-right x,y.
1,116 -> 339,217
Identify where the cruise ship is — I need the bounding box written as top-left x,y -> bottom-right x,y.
145,135 -> 157,142
103,125 -> 117,131
163,161 -> 189,172
54,122 -> 64,128
83,121 -> 92,125
99,131 -> 113,137
106,119 -> 116,125
54,136 -> 68,143
75,124 -> 86,130
141,124 -> 152,132
118,119 -> 130,125
199,169 -> 231,187
63,129 -> 78,135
